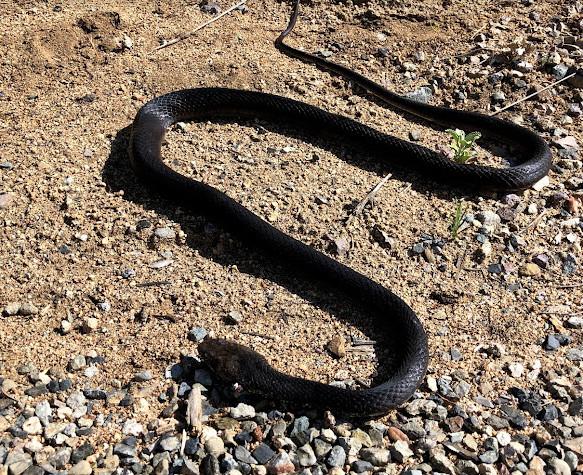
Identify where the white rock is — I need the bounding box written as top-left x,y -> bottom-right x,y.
35,400 -> 52,426
496,431 -> 512,446
229,403 -> 255,420
507,362 -> 524,378
123,419 -> 143,436
69,460 -> 93,475
61,319 -> 72,334
22,416 -> 43,435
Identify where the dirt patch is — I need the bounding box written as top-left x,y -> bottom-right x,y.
0,0 -> 581,451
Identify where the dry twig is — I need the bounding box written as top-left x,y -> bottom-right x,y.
186,386 -> 203,434
348,173 -> 392,220
490,73 -> 576,116
151,0 -> 246,52
556,283 -> 583,289
518,209 -> 548,235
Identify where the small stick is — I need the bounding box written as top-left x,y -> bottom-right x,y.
455,246 -> 467,274
186,386 -> 203,434
518,209 -> 547,234
180,429 -> 187,456
136,280 -> 173,288
540,311 -> 580,316
151,0 -> 247,52
241,331 -> 276,340
556,283 -> 583,289
153,314 -> 178,323
350,173 -> 392,218
490,73 -> 575,116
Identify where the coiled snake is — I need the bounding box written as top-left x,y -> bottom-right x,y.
129,0 -> 552,416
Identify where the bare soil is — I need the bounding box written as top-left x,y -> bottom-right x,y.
0,0 -> 581,432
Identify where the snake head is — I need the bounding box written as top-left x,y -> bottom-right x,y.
198,338 -> 270,388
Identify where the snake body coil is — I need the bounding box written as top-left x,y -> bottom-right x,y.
129,2 -> 551,417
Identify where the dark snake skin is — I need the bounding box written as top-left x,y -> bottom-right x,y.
129,0 -> 551,417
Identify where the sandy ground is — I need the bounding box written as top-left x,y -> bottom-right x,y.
0,0 -> 581,429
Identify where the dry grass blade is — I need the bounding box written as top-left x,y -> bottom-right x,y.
349,173 -> 392,220
151,0 -> 247,53
490,72 -> 575,116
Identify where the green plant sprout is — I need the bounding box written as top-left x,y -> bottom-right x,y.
445,128 -> 482,163
450,200 -> 466,240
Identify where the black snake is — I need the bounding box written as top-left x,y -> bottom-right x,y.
129,0 -> 552,417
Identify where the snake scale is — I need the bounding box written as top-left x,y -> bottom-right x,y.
129,0 -> 552,416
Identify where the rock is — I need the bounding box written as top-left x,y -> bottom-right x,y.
349,460 -> 372,473
457,460 -> 479,475
252,443 -> 275,464
226,310 -> 243,324
3,302 -> 21,316
528,455 -> 546,474
18,303 -> 38,316
544,334 -> 561,351
69,355 -> 87,371
371,226 -> 394,248
430,450 -> 456,474
83,317 -> 99,333
566,348 -> 583,361
406,86 -> 433,103
479,450 -> 498,464
154,227 -> 175,240
532,175 -> 550,191
405,399 -> 437,416
188,327 -> 208,342
134,370 -> 153,381
200,454 -> 220,475
533,254 -> 550,269
326,446 -> 346,467
265,452 -> 295,474
478,241 -> 492,259
22,417 -> 42,435
564,451 -> 578,471
389,441 -> 412,463
44,422 -> 68,439
234,446 -> 257,465
49,447 -> 72,469
507,362 -> 524,378
331,236 -> 350,257
501,405 -> 527,428
204,437 -> 225,457
563,437 -> 583,455
313,438 -> 332,458
327,335 -> 346,358
159,436 -> 180,452
492,91 -> 506,103
84,388 -> 107,400
547,457 -> 571,475
385,426 -> 408,442
478,464 -> 498,475
351,429 -> 372,448
0,192 -> 15,209
566,68 -> 583,89
71,443 -> 94,464
229,403 -> 255,420
61,319 -> 72,334
297,444 -> 317,466
476,211 -> 501,232
69,460 -> 93,475
568,397 -> 582,416
566,316 -> 583,328
113,443 -> 136,458
538,405 -> 559,421
5,451 -> 33,475
519,263 -> 542,277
